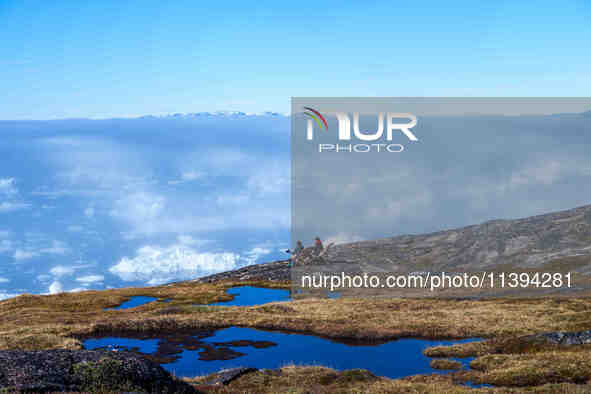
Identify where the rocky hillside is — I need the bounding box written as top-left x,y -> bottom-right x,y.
321,204 -> 591,273
197,205 -> 591,285
196,205 -> 591,282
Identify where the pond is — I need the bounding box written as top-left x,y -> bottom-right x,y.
212,286 -> 291,306
106,296 -> 158,310
84,326 -> 479,379
108,286 -> 331,310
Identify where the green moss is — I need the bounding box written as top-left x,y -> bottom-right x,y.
72,358 -> 145,393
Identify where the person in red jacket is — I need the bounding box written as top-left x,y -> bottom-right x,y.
313,236 -> 323,255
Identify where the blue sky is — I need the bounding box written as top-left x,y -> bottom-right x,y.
1,2 -> 591,299
1,0 -> 590,119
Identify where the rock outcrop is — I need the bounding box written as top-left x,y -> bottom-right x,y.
0,349 -> 198,393
536,330 -> 591,345
195,260 -> 291,283
200,367 -> 257,386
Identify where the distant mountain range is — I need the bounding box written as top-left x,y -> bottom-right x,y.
138,111 -> 287,119
3,109 -> 590,122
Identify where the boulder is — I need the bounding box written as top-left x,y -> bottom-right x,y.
0,349 -> 198,393
200,367 -> 257,386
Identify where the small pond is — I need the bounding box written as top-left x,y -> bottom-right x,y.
84,326 -> 479,379
106,296 -> 158,310
212,286 -> 291,306
109,286 -> 334,310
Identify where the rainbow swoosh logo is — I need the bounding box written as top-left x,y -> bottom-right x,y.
303,107 -> 328,131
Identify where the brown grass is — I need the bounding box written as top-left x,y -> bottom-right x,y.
1,281 -> 591,349
455,348 -> 591,387
186,365 -> 591,393
0,280 -> 287,349
2,279 -> 591,390
429,358 -> 463,370
424,334 -> 591,387
424,340 -> 492,358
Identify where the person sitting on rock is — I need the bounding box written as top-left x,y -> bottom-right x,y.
313,237 -> 324,256
286,240 -> 304,266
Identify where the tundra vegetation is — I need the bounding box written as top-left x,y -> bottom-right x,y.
1,278 -> 591,392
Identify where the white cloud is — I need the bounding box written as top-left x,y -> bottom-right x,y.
466,158 -> 591,198
46,137 -> 151,190
40,240 -> 70,255
40,135 -> 290,241
0,239 -> 12,253
167,171 -> 204,185
76,275 -> 104,284
13,240 -> 70,261
41,139 -> 290,238
212,160 -> 289,208
446,158 -> 591,216
0,293 -> 17,301
181,171 -> 203,181
50,265 -> 75,277
242,247 -> 272,265
110,192 -> 165,223
188,149 -> 250,176
177,235 -> 211,247
509,160 -> 565,188
0,202 -> 30,213
110,189 -> 288,237
325,233 -> 364,245
84,206 -> 95,218
13,249 -> 40,261
367,191 -> 432,220
0,178 -> 17,195
49,281 -> 64,294
246,162 -> 289,195
46,279 -> 89,294
216,193 -> 250,206
0,179 -> 30,213
0,277 -> 9,284
43,137 -> 84,147
109,243 -> 240,285
36,274 -> 52,283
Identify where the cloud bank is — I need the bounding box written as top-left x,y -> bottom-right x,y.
109,243 -> 242,285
